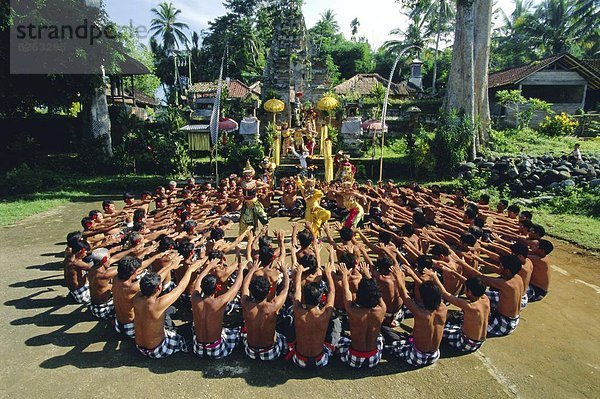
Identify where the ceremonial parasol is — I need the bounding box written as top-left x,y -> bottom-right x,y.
264,98 -> 285,123
316,96 -> 340,112
361,119 -> 388,131
218,117 -> 239,132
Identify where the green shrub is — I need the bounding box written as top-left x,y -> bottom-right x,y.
538,186 -> 600,217
430,111 -> 473,177
538,112 -> 579,137
1,164 -> 67,194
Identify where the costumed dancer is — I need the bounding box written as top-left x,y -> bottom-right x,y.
281,123 -> 293,156
239,161 -> 269,235
296,176 -> 331,237
335,154 -> 357,183
306,132 -> 317,156
290,146 -> 311,178
340,181 -> 365,229
324,137 -> 334,183
294,128 -> 305,152
260,157 -> 277,188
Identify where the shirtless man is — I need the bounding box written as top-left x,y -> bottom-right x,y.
87,248 -> 118,320
425,270 -> 490,353
275,181 -> 302,217
337,263 -> 386,369
373,256 -> 404,326
323,223 -> 361,260
388,266 -> 447,367
527,239 -> 554,302
462,254 -> 523,337
288,261 -> 336,369
241,261 -> 290,361
133,259 -> 205,358
191,260 -> 246,359
64,238 -> 92,304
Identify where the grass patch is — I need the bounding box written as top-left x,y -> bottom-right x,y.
489,128 -> 600,157
535,212 -> 600,253
0,175 -> 166,227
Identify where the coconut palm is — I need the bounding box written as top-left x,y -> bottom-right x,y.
149,2 -> 190,51
350,18 -> 360,41
319,9 -> 340,33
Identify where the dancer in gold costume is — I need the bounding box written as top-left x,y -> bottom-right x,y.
295,176 -> 331,236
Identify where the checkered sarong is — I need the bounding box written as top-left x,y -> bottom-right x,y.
193,327 -> 241,359
162,280 -> 176,294
487,310 -> 519,337
388,335 -> 440,367
89,299 -> 115,320
443,322 -> 484,353
114,319 -> 135,338
70,284 -> 91,304
243,332 -> 287,361
337,335 -> 384,369
520,293 -> 529,309
485,289 -> 500,308
136,329 -> 188,359
286,343 -> 334,369
527,284 -> 548,302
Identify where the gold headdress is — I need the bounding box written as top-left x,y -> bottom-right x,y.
243,160 -> 255,175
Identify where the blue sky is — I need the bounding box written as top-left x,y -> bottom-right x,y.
104,0 -> 520,49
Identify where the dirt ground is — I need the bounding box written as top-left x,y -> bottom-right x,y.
1,198 -> 599,399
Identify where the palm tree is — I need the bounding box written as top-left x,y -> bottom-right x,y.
149,2 -> 190,51
384,12 -> 429,55
319,9 -> 339,33
350,17 -> 360,41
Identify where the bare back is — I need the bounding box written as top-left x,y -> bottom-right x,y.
346,299 -> 386,352
412,303 -> 447,353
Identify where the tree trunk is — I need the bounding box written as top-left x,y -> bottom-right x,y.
86,85 -> 113,157
473,0 -> 493,146
431,1 -> 443,94
444,0 -> 475,158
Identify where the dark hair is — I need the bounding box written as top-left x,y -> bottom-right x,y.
468,226 -> 483,239
466,203 -> 479,215
140,272 -> 161,297
460,233 -> 477,247
473,216 -> 486,228
117,256 -> 142,281
415,255 -> 433,272
142,190 -> 152,197
155,196 -> 167,204
201,274 -> 218,296
497,199 -> 509,209
430,244 -> 450,258
530,224 -> 546,238
511,241 -> 529,258
258,235 -> 272,249
303,282 -> 322,307
375,256 -> 393,275
180,211 -> 191,222
299,254 -> 318,273
158,236 -> 177,252
401,223 -> 415,237
419,281 -> 442,311
102,200 -> 114,209
133,209 -> 145,223
249,276 -> 270,302
479,194 -> 490,205
208,250 -> 224,262
465,276 -> 486,297
297,229 -> 314,249
183,199 -> 194,206
72,239 -> 90,253
66,231 -> 83,248
500,254 -> 522,276
178,241 -> 195,259
356,278 -> 381,308
129,232 -> 143,245
413,211 -> 428,228
210,228 -> 225,241
465,208 -> 478,221
181,189 -> 191,196
520,219 -> 534,230
538,239 -> 554,255
89,210 -> 101,219
378,230 -> 392,245
520,210 -> 533,221
81,217 -> 93,230
258,246 -> 275,266
123,192 -> 135,200
339,227 -> 354,242
507,204 -> 521,215
184,220 -> 197,233
338,251 -> 356,268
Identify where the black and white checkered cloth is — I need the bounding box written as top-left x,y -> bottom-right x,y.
487,310 -> 519,337
193,327 -> 241,359
388,335 -> 440,367
337,335 -> 384,369
485,289 -> 500,308
443,322 -> 484,353
162,280 -> 176,294
70,284 -> 91,304
89,299 -> 115,320
136,329 -> 188,359
114,319 -> 135,338
527,284 -> 548,302
243,331 -> 287,361
520,293 -> 529,309
287,343 -> 334,369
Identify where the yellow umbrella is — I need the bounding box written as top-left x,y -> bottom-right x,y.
264,98 -> 285,123
316,96 -> 340,111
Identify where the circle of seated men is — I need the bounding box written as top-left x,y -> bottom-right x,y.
63,177 -> 554,369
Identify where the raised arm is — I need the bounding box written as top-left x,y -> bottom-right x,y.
338,263 -> 354,312
273,261 -> 290,310
423,269 -> 469,309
